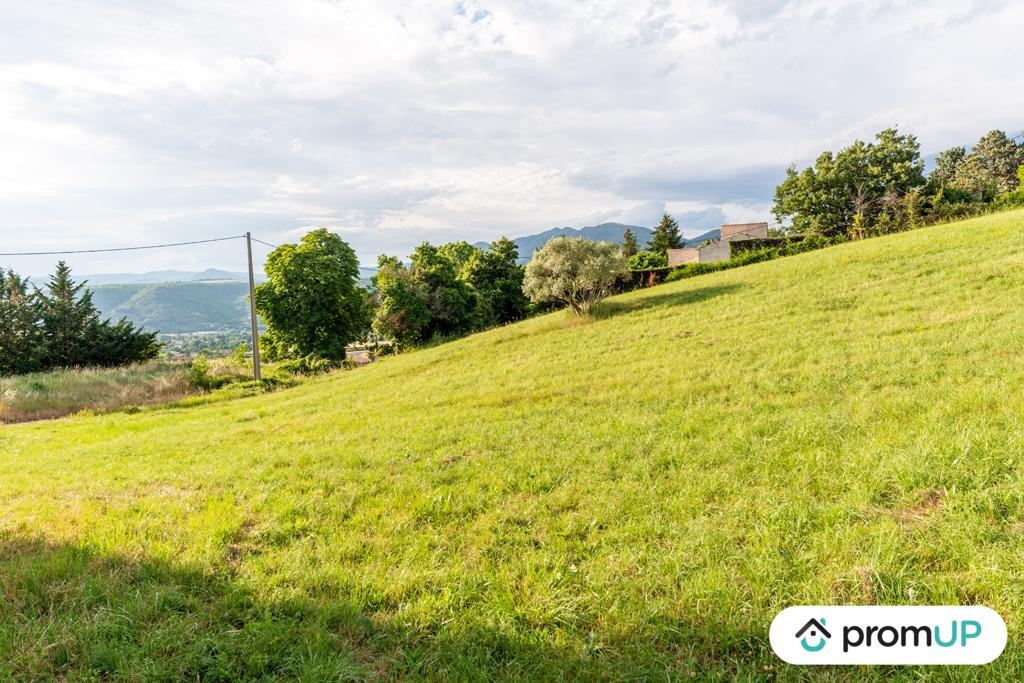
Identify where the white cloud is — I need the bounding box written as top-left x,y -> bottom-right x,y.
1,0 -> 1023,272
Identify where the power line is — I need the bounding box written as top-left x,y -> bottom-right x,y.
0,234 -> 245,257
250,237 -> 279,249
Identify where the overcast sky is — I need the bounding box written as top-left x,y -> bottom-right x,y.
2,0 -> 1023,274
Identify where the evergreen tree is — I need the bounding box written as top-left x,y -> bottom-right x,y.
0,270 -> 43,375
38,261 -> 100,368
621,229 -> 640,258
3,262 -> 160,374
648,213 -> 684,254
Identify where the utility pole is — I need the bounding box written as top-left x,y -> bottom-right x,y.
245,232 -> 262,380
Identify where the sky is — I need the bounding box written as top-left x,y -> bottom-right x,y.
2,0 -> 1023,274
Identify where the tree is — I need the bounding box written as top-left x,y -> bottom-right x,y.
0,270 -> 43,375
773,127 -> 925,235
90,318 -> 160,367
436,241 -> 481,280
464,237 -> 529,327
254,228 -> 371,361
930,146 -> 966,186
373,238 -> 528,348
621,229 -> 640,258
11,262 -> 159,372
523,237 -> 626,315
38,261 -> 101,368
372,256 -> 431,349
953,130 -> 1024,198
648,213 -> 684,254
409,242 -> 479,340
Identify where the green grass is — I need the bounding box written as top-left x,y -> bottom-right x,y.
3,210 -> 1024,680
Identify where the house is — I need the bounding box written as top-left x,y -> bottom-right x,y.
666,221 -> 770,266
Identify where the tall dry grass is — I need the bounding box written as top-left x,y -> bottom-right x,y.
0,361 -> 195,423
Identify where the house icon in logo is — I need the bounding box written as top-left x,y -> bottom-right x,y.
796,618 -> 831,652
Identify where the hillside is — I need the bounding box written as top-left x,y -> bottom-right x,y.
83,270 -> 377,336
3,210 -> 1024,679
91,281 -> 253,334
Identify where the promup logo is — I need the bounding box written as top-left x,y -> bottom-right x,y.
770,606 -> 1006,665
795,618 -> 831,652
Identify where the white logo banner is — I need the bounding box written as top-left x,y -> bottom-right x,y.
770,606 -> 1006,665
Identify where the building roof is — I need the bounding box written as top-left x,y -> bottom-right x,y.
720,222 -> 769,240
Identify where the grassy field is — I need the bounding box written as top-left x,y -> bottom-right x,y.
2,210 -> 1024,680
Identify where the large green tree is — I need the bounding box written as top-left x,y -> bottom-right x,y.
647,213 -> 684,254
373,238 -> 528,348
773,128 -> 924,234
930,146 -> 967,186
254,228 -> 371,361
436,241 -> 480,281
523,237 -> 626,315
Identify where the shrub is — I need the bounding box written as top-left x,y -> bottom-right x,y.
626,251 -> 667,271
277,355 -> 337,376
187,354 -> 231,391
992,190 -> 1024,211
230,343 -> 248,368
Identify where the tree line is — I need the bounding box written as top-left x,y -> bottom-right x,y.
773,128 -> 1024,236
0,262 -> 159,375
251,218 -> 690,361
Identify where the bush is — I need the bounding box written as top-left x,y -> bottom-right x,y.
277,355 -> 337,376
626,251 -> 667,271
187,354 -> 218,391
230,343 -> 249,368
992,190 -> 1024,211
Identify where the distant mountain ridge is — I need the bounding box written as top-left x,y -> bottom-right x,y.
475,222 -> 649,263
477,222 -> 722,263
79,268 -> 262,285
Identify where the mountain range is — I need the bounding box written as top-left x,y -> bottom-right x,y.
475,222 -> 720,263
79,268 -> 263,285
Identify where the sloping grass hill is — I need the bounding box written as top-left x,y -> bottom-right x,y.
3,210 -> 1024,680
